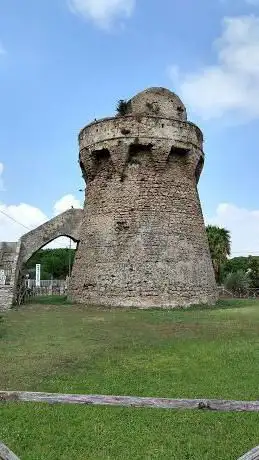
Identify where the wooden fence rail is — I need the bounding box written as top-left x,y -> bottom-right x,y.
238,447 -> 259,459
1,391 -> 259,412
2,392 -> 259,459
0,442 -> 20,460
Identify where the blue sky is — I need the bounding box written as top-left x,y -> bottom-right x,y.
1,0 -> 259,255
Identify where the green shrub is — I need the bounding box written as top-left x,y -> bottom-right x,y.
224,270 -> 251,295
116,99 -> 128,116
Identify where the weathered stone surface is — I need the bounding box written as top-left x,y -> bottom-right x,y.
0,209 -> 83,311
16,208 -> 83,268
126,87 -> 188,121
69,87 -> 217,308
0,287 -> 14,312
0,242 -> 20,311
0,242 -> 18,284
1,87 -> 217,310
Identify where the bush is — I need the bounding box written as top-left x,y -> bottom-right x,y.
224,270 -> 251,295
116,99 -> 128,116
222,256 -> 259,288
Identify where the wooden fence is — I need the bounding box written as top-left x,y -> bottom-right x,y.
1,391 -> 259,459
1,390 -> 259,412
27,279 -> 66,288
218,286 -> 259,299
20,280 -> 67,304
25,285 -> 66,298
0,442 -> 20,460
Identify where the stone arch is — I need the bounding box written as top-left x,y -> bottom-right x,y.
11,208 -> 83,305
17,208 -> 83,267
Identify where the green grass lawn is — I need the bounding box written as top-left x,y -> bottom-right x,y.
1,300 -> 259,459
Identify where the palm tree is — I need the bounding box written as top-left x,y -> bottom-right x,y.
206,225 -> 231,283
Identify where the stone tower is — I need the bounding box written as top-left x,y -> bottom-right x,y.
69,87 -> 217,308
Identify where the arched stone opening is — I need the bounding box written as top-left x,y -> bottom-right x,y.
20,233 -> 79,268
12,208 -> 83,306
20,235 -> 78,300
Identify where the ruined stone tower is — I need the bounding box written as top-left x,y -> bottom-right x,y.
69,87 -> 217,308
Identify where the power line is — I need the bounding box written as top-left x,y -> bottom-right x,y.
231,251 -> 259,255
1,206 -> 259,255
0,209 -> 31,231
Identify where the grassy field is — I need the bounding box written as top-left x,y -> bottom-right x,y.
1,300 -> 259,459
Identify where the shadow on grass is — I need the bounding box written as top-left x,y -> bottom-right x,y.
194,298 -> 259,311
15,295 -> 259,312
25,295 -> 73,306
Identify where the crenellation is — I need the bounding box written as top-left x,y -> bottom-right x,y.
1,86 -> 216,311
79,117 -> 203,152
69,87 -> 217,308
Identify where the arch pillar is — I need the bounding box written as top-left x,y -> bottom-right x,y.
0,208 -> 83,310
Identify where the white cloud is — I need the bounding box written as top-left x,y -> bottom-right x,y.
0,203 -> 47,242
207,203 -> 259,256
53,194 -> 81,216
68,0 -> 135,29
51,194 -> 82,248
0,195 -> 82,249
47,237 -> 76,249
170,15 -> 259,120
0,163 -> 4,191
2,194 -> 258,257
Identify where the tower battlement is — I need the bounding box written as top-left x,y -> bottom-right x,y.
79,88 -> 204,183
69,87 -> 217,308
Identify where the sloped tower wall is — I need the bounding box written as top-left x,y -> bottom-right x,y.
69,88 -> 217,308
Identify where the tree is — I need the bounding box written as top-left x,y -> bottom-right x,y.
206,225 -> 231,283
224,270 -> 251,295
247,256 -> 259,288
222,256 -> 249,278
116,99 -> 128,116
221,255 -> 259,289
25,248 -> 76,280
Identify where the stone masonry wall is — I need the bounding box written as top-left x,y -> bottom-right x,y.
69,87 -> 217,308
0,287 -> 14,312
0,209 -> 83,311
0,242 -> 20,311
127,87 -> 188,121
17,208 -> 83,268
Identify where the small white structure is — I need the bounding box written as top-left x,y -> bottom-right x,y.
0,270 -> 6,286
35,264 -> 41,287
